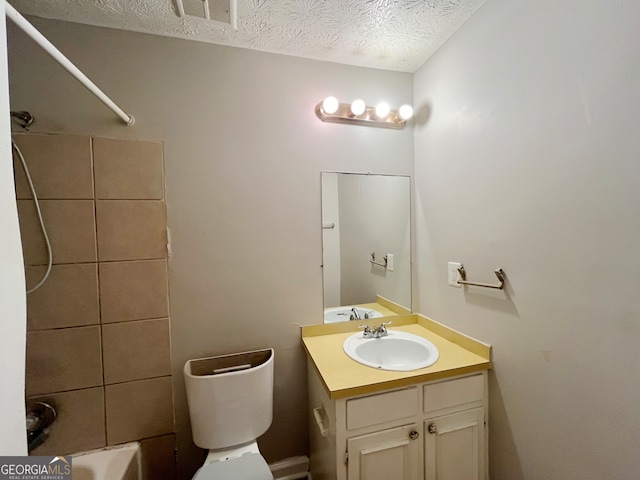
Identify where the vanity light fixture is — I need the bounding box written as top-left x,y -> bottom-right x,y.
398,104 -> 414,121
350,99 -> 366,116
322,96 -> 340,115
316,97 -> 413,130
375,102 -> 390,119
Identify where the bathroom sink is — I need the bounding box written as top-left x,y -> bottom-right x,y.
343,330 -> 439,371
323,306 -> 383,323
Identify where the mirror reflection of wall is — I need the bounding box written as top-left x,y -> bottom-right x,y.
322,172 -> 411,322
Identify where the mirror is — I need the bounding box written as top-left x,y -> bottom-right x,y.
321,172 -> 411,323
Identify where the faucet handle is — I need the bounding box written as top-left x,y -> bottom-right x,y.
357,325 -> 374,338
374,321 -> 391,337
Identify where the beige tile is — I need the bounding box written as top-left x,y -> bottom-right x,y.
99,260 -> 168,323
13,133 -> 93,200
18,199 -> 97,265
93,137 -> 164,200
96,201 -> 166,261
102,318 -> 171,384
28,387 -> 106,456
26,326 -> 103,396
105,377 -> 174,445
26,263 -> 99,331
140,434 -> 176,480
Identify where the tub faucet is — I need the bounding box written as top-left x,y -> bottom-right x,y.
350,307 -> 361,320
26,402 -> 56,452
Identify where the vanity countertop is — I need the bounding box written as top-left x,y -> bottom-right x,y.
349,301 -> 399,317
302,314 -> 492,399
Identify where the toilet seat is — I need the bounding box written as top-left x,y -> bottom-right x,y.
192,453 -> 273,480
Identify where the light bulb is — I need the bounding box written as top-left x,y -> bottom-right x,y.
322,96 -> 339,114
350,99 -> 366,116
398,104 -> 414,121
375,102 -> 390,118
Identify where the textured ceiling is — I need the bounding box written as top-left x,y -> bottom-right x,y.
9,0 -> 486,72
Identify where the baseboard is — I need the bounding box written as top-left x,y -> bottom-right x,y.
269,455 -> 309,480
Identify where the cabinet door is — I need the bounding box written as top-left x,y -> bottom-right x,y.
347,424 -> 422,480
424,407 -> 485,480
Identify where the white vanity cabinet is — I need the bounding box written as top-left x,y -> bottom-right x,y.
308,365 -> 488,480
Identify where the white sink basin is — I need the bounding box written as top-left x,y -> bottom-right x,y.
323,306 -> 383,323
343,330 -> 439,371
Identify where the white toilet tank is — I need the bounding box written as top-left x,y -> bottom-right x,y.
184,348 -> 274,450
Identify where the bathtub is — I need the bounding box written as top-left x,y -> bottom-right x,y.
71,442 -> 141,480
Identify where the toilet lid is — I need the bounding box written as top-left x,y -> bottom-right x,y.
193,453 -> 273,480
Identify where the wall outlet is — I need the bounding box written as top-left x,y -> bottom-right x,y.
387,254 -> 394,271
448,262 -> 463,287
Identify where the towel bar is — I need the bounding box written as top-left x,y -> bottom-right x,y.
457,266 -> 505,290
370,252 -> 388,268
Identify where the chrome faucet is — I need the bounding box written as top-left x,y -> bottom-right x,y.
350,307 -> 371,321
358,321 -> 391,338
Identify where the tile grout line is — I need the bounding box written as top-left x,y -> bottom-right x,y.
91,135 -> 109,447
25,374 -> 174,398
23,257 -> 168,267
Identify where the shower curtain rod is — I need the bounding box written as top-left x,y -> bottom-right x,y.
5,3 -> 135,126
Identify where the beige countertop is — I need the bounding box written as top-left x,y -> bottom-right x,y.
302,314 -> 492,399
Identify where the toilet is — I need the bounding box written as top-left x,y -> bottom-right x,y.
184,348 -> 275,480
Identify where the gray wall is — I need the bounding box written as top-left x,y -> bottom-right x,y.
414,0 -> 640,479
7,18 -> 413,479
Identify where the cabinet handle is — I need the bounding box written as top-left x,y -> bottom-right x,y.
428,423 -> 438,435
409,430 -> 420,440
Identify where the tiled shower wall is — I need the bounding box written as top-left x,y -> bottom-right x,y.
14,133 -> 176,479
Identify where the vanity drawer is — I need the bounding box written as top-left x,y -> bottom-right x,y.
346,387 -> 418,430
423,374 -> 484,414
